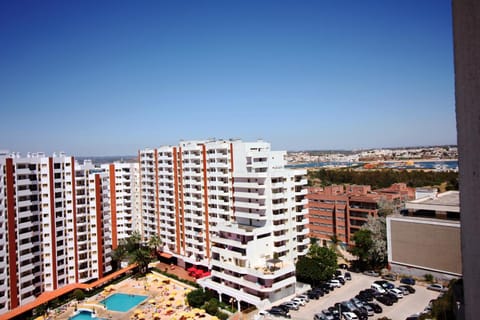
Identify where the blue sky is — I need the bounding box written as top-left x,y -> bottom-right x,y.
0,1 -> 455,156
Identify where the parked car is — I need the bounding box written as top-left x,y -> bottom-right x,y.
399,284 -> 416,294
342,311 -> 359,320
397,286 -> 410,295
388,288 -> 404,298
312,287 -> 325,297
382,273 -> 397,281
268,307 -> 291,318
329,279 -> 342,288
405,314 -> 421,320
319,283 -> 331,293
307,290 -> 321,300
339,263 -> 348,269
374,280 -> 395,289
344,272 -> 352,280
314,313 -> 328,320
427,283 -> 448,292
281,301 -> 299,310
400,277 -> 416,285
292,297 -> 306,306
366,302 -> 382,313
335,270 -> 343,276
385,292 -> 399,303
296,294 -> 310,302
336,276 -> 345,285
320,309 -> 335,320
328,306 -> 341,320
371,283 -> 386,294
363,270 -> 379,277
375,294 -> 394,306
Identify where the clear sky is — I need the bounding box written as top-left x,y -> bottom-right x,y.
0,1 -> 456,156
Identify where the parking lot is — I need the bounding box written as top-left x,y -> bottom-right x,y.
265,272 -> 441,320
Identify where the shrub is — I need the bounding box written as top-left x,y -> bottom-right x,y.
424,274 -> 434,283
215,310 -> 229,320
204,298 -> 219,315
186,289 -> 207,308
72,289 -> 85,301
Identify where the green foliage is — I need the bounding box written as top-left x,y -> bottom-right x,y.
72,289 -> 85,301
296,244 -> 337,285
422,279 -> 457,320
362,217 -> 388,269
424,273 -> 434,283
215,311 -> 229,320
349,229 -> 373,266
148,234 -> 162,253
204,298 -> 219,315
308,168 -> 458,190
187,289 -> 207,308
112,232 -> 154,274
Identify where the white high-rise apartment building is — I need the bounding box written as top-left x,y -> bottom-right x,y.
200,141 -> 309,309
139,140 -> 308,309
75,160 -> 113,282
101,162 -> 140,248
0,154 -> 113,313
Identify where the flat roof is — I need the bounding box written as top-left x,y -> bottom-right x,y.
406,191 -> 460,212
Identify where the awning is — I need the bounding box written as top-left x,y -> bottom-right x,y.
160,252 -> 173,259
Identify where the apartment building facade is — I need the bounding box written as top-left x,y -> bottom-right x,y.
0,154 -> 114,313
307,183 -> 414,246
139,140 -> 308,309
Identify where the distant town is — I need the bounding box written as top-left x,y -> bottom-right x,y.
286,145 -> 457,165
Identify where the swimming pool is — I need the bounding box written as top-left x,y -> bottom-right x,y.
69,310 -> 104,320
100,293 -> 148,312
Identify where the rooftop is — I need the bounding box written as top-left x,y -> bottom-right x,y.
406,191 -> 460,213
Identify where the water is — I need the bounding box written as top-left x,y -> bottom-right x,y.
69,310 -> 103,320
100,293 -> 148,312
287,160 -> 458,170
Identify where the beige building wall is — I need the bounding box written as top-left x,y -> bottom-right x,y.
388,217 -> 462,277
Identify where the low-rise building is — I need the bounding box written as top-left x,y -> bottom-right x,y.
386,191 -> 461,281
307,183 -> 414,247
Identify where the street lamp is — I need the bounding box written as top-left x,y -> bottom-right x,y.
229,297 -> 236,310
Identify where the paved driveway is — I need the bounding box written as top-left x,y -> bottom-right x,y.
284,273 -> 441,320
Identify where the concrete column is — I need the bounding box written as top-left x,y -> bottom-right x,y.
453,0 -> 480,319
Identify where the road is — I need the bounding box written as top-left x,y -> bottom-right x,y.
258,272 -> 441,320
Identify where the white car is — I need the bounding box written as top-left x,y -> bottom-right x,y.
427,283 -> 448,292
388,288 -> 404,298
296,294 -> 310,302
342,312 -> 359,320
291,297 -> 306,306
371,283 -> 386,293
329,279 -> 341,288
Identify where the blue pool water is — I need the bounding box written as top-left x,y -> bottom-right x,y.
100,293 -> 148,312
69,310 -> 104,320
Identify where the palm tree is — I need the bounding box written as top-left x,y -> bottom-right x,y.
148,234 -> 162,257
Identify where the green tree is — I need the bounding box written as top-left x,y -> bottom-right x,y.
111,232 -> 153,274
131,246 -> 153,274
72,289 -> 85,301
362,217 -> 387,269
296,244 -> 337,285
349,229 -> 373,269
204,298 -> 219,315
187,289 -> 207,308
148,234 -> 162,255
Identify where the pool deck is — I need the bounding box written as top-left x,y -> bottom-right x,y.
53,270 -> 212,320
